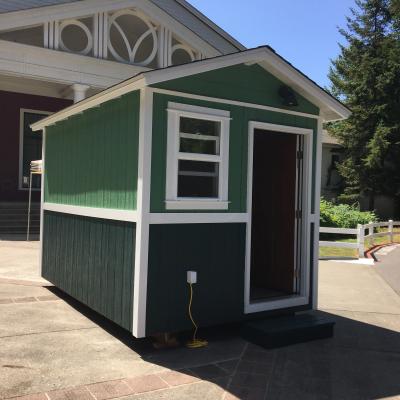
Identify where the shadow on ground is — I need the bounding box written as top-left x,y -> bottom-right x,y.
46,286 -> 400,400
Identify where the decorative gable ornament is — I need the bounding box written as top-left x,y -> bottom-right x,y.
0,7 -> 201,68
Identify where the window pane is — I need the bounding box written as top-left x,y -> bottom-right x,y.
178,160 -> 219,198
180,117 -> 220,137
22,113 -> 45,189
179,137 -> 217,155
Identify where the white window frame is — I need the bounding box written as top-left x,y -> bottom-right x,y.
19,108 -> 52,191
165,102 -> 230,210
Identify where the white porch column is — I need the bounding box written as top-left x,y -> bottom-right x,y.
72,83 -> 90,103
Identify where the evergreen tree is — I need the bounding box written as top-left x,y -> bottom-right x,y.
328,0 -> 400,213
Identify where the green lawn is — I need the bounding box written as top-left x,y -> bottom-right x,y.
319,228 -> 400,258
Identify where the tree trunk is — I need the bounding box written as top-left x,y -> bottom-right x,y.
368,192 -> 375,211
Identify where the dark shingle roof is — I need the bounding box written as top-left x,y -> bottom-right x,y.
0,0 -> 81,13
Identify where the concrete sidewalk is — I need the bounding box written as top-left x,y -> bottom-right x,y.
0,241 -> 400,400
374,245 -> 400,295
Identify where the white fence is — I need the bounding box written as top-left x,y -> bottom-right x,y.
319,220 -> 400,258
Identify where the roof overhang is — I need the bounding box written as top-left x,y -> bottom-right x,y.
32,46 -> 351,131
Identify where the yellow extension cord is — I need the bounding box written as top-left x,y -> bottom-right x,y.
186,283 -> 208,349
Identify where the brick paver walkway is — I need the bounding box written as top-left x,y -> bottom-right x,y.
8,343 -> 276,400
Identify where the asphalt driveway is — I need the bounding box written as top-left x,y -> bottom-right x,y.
0,240 -> 399,400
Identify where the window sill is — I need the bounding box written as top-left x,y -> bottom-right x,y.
165,200 -> 230,210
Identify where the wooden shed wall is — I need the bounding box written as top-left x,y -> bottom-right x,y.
42,211 -> 135,331
44,91 -> 140,210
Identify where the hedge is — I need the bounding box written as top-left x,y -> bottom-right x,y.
320,198 -> 377,228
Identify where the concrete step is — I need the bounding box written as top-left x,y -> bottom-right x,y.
0,226 -> 39,234
0,203 -> 41,235
241,313 -> 335,349
0,214 -> 39,220
0,202 -> 40,209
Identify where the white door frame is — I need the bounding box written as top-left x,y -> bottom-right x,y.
244,121 -> 314,314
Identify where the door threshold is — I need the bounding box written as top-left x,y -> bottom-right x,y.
245,295 -> 308,314
250,293 -> 297,304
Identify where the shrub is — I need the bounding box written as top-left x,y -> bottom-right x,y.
320,198 -> 377,228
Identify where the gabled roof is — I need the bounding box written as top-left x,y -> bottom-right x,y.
31,46 -> 351,131
0,0 -> 242,53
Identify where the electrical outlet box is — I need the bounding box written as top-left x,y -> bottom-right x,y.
187,270 -> 197,284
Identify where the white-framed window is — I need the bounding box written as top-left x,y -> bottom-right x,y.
165,102 -> 231,210
19,109 -> 51,191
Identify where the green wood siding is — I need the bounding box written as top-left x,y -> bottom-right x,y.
153,64 -> 319,116
151,93 -> 318,213
42,211 -> 135,331
45,91 -> 140,210
146,223 -> 246,335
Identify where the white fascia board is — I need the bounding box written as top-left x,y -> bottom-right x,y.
31,75 -> 146,131
0,0 -> 219,57
0,39 -> 147,89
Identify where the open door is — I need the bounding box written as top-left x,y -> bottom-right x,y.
249,128 -> 304,302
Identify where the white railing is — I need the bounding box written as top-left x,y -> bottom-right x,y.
319,220 -> 400,258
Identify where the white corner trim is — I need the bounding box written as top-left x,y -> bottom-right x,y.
154,88 -> 319,120
132,87 -> 153,338
165,200 -> 229,210
149,212 -> 248,224
43,203 -> 138,222
312,117 -> 323,310
39,128 -> 46,275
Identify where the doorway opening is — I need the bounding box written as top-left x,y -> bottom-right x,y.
249,128 -> 304,302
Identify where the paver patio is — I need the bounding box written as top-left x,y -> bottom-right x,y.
0,240 -> 399,400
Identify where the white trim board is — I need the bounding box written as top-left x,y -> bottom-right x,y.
43,203 -> 138,222
157,88 -> 319,120
244,121 -> 313,314
31,46 -> 350,132
149,213 -> 248,224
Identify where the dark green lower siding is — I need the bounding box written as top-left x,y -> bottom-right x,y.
146,223 -> 246,334
42,211 -> 135,331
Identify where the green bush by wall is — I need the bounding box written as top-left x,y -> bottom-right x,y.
320,198 -> 377,228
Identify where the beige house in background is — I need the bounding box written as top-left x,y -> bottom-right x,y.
321,130 -> 343,200
321,130 -> 396,219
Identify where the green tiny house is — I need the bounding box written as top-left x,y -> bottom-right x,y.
32,47 -> 350,338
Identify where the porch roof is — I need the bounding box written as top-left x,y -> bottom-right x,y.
31,46 -> 351,131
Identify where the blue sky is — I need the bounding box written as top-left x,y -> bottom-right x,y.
188,0 -> 356,89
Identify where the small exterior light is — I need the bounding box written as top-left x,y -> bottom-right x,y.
278,85 -> 298,106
